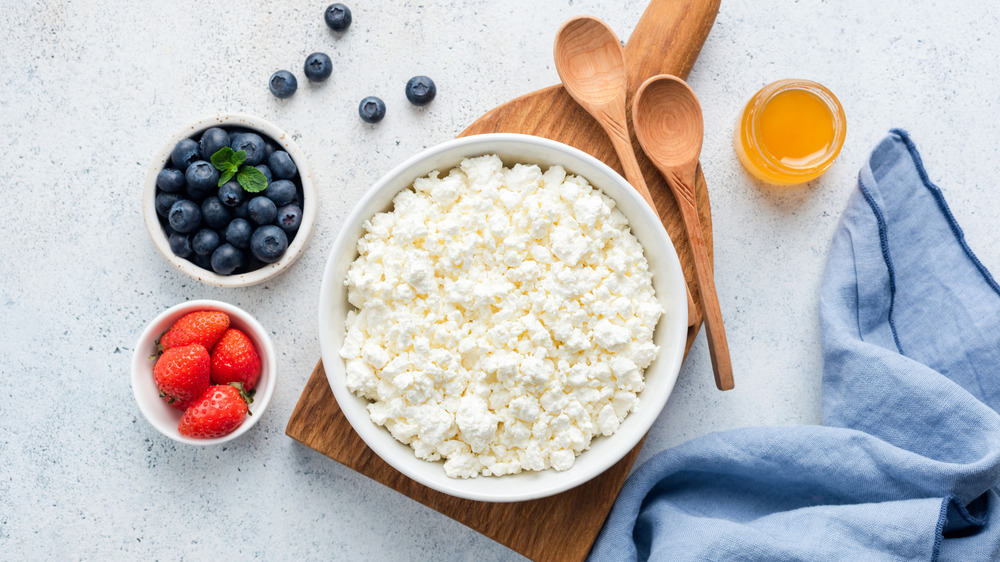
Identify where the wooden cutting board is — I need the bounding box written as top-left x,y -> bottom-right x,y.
286,1 -> 720,560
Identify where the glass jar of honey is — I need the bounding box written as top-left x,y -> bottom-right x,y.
734,79 -> 846,185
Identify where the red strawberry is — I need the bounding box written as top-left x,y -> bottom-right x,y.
210,328 -> 261,390
153,344 -> 211,408
159,311 -> 230,351
178,383 -> 254,438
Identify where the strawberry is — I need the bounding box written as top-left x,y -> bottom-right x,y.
210,328 -> 261,390
178,383 -> 254,438
159,311 -> 230,351
153,343 -> 211,408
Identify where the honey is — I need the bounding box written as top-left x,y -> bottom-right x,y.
735,79 -> 846,185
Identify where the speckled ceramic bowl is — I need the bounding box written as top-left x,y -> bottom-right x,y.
143,113 -> 317,287
318,133 -> 689,502
131,299 -> 276,445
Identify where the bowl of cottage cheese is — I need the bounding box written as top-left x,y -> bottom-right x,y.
319,133 -> 688,502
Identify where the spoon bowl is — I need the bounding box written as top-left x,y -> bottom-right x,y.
554,17 -> 628,107
634,76 -> 704,175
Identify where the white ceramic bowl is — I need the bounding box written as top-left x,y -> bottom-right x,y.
143,113 -> 318,287
318,134 -> 688,502
131,299 -> 277,445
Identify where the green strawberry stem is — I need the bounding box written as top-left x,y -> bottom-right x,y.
228,382 -> 255,415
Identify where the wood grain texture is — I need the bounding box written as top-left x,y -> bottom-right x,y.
286,1 -> 720,560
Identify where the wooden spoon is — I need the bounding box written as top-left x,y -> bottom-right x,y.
554,15 -> 701,328
633,74 -> 733,390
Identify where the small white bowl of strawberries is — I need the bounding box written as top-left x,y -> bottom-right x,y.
131,300 -> 276,444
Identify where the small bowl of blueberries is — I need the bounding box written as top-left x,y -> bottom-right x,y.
143,113 -> 317,287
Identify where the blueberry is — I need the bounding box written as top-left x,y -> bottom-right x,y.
191,251 -> 213,271
304,52 -> 333,82
263,142 -> 277,161
359,96 -> 386,123
156,168 -> 185,193
225,218 -> 253,249
168,199 -> 202,233
191,228 -> 221,256
405,76 -> 437,106
268,151 -> 297,180
168,232 -> 192,258
269,70 -> 297,99
155,192 -> 182,218
255,164 -> 273,184
248,196 -> 277,225
218,180 -> 245,207
276,203 -> 303,235
231,132 -> 266,166
232,198 -> 250,220
324,3 -> 352,31
263,179 -> 297,207
199,127 -> 230,160
171,139 -> 200,171
210,244 -> 244,275
201,196 -> 231,230
184,161 -> 220,200
251,225 -> 289,263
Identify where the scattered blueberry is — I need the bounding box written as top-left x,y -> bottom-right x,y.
232,198 -> 250,220
168,232 -> 193,258
199,128 -> 230,160
191,228 -> 221,256
269,70 -> 298,99
255,164 -> 273,183
405,76 -> 437,106
225,218 -> 253,250
171,139 -> 201,171
168,199 -> 202,233
201,196 -> 231,230
304,52 -> 333,82
276,203 -> 303,235
359,96 -> 386,123
263,179 -> 296,207
210,244 -> 244,275
156,168 -> 185,193
248,196 -> 278,225
231,132 -> 266,166
218,180 -> 245,207
251,225 -> 289,263
155,192 -> 182,218
324,3 -> 352,31
185,161 -> 220,200
268,151 -> 297,180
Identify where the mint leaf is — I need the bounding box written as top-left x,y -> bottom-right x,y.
232,149 -> 247,167
218,169 -> 236,186
237,165 -> 268,193
210,146 -> 236,171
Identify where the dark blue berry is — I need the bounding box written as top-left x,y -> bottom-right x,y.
304,52 -> 333,82
269,70 -> 297,99
199,128 -> 230,160
359,96 -> 386,123
191,228 -> 221,256
191,251 -> 213,271
184,161 -> 219,200
263,142 -> 277,161
276,203 -> 303,235
231,132 -> 266,166
155,192 -> 182,218
324,3 -> 352,31
251,225 -> 289,263
232,198 -> 250,220
201,197 -> 230,230
156,168 -> 185,193
248,196 -> 277,225
405,76 -> 437,106
168,199 -> 202,233
268,151 -> 297,180
210,243 -> 244,275
218,180 -> 245,207
171,139 -> 200,171
263,179 -> 296,207
255,164 -> 273,184
225,218 -> 253,250
168,232 -> 192,258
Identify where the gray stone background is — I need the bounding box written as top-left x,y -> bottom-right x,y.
3,0 -> 999,559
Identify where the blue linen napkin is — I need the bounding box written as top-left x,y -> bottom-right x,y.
589,130 -> 1000,561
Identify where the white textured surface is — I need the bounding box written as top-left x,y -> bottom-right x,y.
2,0 -> 1000,559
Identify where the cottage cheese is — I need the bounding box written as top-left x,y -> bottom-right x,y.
341,154 -> 663,478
